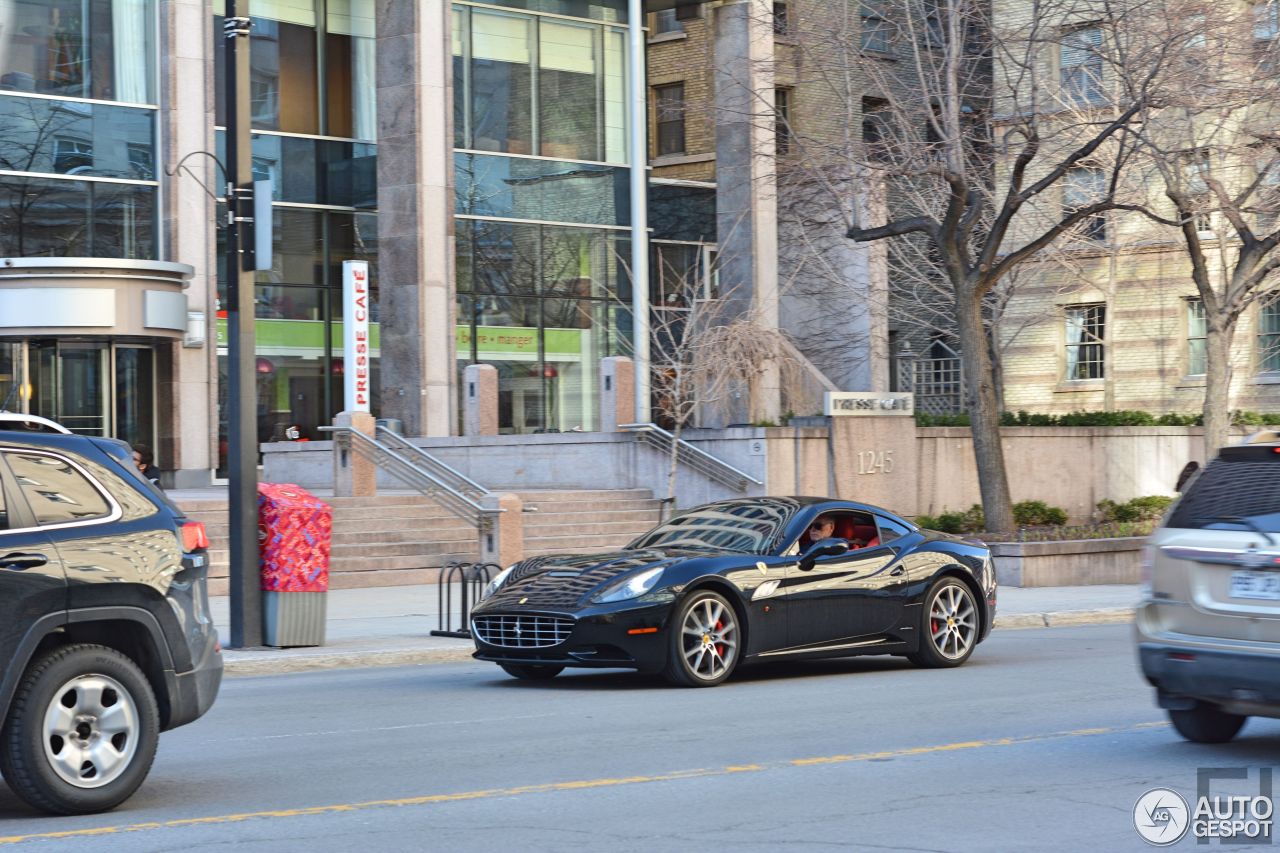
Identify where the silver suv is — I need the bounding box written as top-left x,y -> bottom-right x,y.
1137,430 -> 1280,743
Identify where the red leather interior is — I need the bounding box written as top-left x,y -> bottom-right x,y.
826,517 -> 881,548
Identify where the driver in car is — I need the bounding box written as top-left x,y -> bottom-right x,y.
807,515 -> 868,549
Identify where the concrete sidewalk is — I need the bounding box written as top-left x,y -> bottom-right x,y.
211,583 -> 1141,677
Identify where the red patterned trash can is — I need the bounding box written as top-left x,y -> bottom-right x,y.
258,483 -> 332,647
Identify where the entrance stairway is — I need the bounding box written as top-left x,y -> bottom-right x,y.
175,489 -> 664,595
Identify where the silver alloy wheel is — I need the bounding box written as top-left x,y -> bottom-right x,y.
680,596 -> 739,681
42,673 -> 140,789
929,584 -> 977,660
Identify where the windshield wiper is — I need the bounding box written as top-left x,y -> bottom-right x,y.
1194,516 -> 1277,546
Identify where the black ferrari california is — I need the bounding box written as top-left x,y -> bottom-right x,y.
470,497 -> 996,687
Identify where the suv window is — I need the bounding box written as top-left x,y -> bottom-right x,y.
1167,445 -> 1280,532
5,450 -> 112,525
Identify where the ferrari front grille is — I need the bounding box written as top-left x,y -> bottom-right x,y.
472,614 -> 573,648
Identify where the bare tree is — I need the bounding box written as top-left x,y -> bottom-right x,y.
617,255 -> 802,505
787,0 -> 1184,532
1111,0 -> 1280,454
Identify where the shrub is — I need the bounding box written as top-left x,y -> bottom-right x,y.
1097,495 -> 1175,524
932,504 -> 985,534
1013,500 -> 1068,526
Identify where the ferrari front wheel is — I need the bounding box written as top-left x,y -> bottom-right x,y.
663,590 -> 740,687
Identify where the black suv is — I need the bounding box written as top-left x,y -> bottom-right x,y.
0,419 -> 222,814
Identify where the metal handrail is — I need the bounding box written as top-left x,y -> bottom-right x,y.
374,426 -> 487,499
319,426 -> 501,530
619,422 -> 764,492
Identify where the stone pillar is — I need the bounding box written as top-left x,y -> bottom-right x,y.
713,0 -> 780,424
479,493 -> 524,567
600,356 -> 636,431
376,1 -> 456,437
463,364 -> 498,436
159,0 -> 216,487
333,412 -> 377,497
828,414 -> 919,517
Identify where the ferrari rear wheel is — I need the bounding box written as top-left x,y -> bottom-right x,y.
499,664 -> 564,680
907,577 -> 978,668
663,590 -> 740,687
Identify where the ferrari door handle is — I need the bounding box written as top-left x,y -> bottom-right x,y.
890,566 -> 906,577
0,552 -> 49,570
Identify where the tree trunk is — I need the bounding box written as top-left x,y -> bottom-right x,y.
667,418 -> 683,518
1201,319 -> 1237,460
956,285 -> 1014,533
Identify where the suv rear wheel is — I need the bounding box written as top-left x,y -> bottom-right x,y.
0,644 -> 160,815
1168,702 -> 1247,744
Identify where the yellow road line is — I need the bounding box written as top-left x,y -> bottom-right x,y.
0,721 -> 1167,846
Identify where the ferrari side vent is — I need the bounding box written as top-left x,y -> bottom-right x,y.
472,614 -> 573,648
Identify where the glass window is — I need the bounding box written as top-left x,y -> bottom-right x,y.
0,0 -> 155,103
1187,299 -> 1207,376
1061,26 -> 1103,104
875,515 -> 912,543
1064,167 -> 1107,241
862,96 -> 891,162
1260,294 -> 1280,373
214,0 -> 320,134
654,9 -> 682,34
326,0 -> 376,139
773,2 -> 789,35
469,0 -> 627,23
654,82 -> 685,156
539,20 -> 599,160
215,132 -> 377,208
470,9 -> 534,154
0,175 -> 155,258
0,95 -> 154,180
454,152 -> 630,226
775,88 -> 792,155
1064,304 -> 1106,381
629,502 -> 793,554
456,221 -> 628,433
860,1 -> 891,53
6,451 -> 111,525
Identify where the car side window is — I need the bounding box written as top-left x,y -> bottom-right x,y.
5,451 -> 112,526
875,516 -> 911,544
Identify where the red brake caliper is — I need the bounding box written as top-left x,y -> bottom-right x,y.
715,619 -> 725,657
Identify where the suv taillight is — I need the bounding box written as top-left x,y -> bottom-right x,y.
181,521 -> 210,553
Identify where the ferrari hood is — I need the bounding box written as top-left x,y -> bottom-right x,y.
483,547 -> 709,609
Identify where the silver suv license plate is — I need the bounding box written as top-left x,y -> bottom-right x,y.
1230,571 -> 1280,600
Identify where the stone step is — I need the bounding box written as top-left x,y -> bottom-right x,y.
521,519 -> 655,537
208,567 -> 448,596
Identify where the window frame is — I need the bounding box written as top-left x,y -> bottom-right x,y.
1259,293 -> 1280,374
775,87 -> 793,155
773,1 -> 790,35
1063,166 -> 1108,242
1059,25 -> 1104,105
1063,303 -> 1107,382
860,1 -> 893,54
654,8 -> 683,34
0,448 -> 122,534
1186,299 -> 1207,377
654,81 -> 686,157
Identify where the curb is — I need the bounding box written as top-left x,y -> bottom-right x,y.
223,645 -> 475,676
220,609 -> 1135,677
994,607 -> 1134,630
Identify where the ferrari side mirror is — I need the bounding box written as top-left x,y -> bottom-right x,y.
798,537 -> 849,571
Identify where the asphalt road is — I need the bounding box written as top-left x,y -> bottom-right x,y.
3,624 -> 1278,852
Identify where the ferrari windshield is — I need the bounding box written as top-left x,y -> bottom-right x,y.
628,501 -> 795,553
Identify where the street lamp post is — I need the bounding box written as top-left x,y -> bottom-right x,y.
223,3 -> 262,648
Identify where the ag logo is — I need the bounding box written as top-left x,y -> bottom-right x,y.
1134,788 -> 1190,846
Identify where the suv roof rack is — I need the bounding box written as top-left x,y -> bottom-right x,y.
1242,429 -> 1280,446
0,412 -> 71,434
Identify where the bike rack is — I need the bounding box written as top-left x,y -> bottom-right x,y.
430,561 -> 498,638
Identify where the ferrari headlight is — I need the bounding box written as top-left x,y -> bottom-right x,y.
481,565 -> 516,601
592,567 -> 664,604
